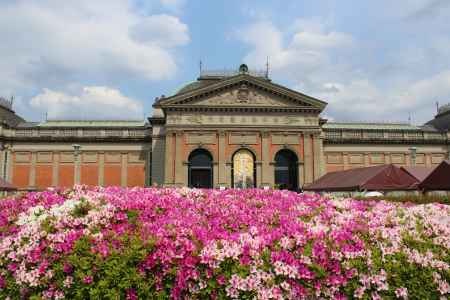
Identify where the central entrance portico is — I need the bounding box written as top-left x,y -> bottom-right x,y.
149,64 -> 327,189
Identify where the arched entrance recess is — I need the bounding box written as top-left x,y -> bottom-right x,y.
232,149 -> 256,188
188,149 -> 213,188
274,149 -> 299,191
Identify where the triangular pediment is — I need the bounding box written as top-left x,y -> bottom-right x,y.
155,74 -> 327,111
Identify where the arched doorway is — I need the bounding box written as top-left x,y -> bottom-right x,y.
232,149 -> 256,188
188,149 -> 213,188
274,149 -> 299,191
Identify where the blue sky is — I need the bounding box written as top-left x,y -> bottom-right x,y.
1,0 -> 450,124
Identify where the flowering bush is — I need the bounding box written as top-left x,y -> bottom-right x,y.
0,186 -> 449,299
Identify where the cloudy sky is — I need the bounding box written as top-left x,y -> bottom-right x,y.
1,0 -> 450,124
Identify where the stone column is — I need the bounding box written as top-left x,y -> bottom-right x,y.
298,162 -> 304,189
256,162 -> 262,187
363,152 -> 370,167
29,151 -> 37,188
164,131 -> 174,185
218,130 -> 227,187
74,148 -> 81,185
98,152 -> 105,186
384,152 -> 391,164
174,131 -> 185,186
6,148 -> 12,183
342,152 -> 349,170
313,132 -> 325,179
52,152 -> 59,187
304,134 -> 313,184
261,131 -> 271,187
121,152 -> 128,187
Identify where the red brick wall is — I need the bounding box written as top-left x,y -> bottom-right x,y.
36,165 -> 53,188
81,165 -> 99,186
59,165 -> 74,188
12,165 -> 30,188
127,165 -> 145,187
104,165 -> 121,186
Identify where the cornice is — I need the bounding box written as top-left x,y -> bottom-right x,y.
155,74 -> 327,111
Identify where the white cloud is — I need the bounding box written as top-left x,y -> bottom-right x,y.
238,16 -> 450,124
314,70 -> 450,123
30,86 -> 143,120
129,14 -> 189,47
0,0 -> 190,92
238,19 -> 353,75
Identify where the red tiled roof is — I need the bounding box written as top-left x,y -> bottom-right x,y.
419,160 -> 450,190
401,166 -> 434,182
304,164 -> 419,192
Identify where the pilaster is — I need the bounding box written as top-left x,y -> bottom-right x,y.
98,152 -> 105,186
52,152 -> 59,187
261,130 -> 271,187
121,152 -> 128,187
164,131 -> 174,185
174,131 -> 185,186
313,132 -> 325,178
29,151 -> 37,188
304,134 -> 313,184
218,130 -> 227,186
74,151 -> 81,185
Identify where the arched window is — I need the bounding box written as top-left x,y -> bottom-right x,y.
274,149 -> 299,191
232,149 -> 256,188
188,149 -> 213,188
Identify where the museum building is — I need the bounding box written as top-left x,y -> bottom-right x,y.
0,64 -> 449,190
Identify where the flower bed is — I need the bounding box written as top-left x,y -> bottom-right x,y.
0,186 -> 449,299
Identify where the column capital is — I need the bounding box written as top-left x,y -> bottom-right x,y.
218,130 -> 227,137
175,130 -> 184,137
260,130 -> 270,138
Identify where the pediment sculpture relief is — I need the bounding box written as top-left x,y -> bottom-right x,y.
190,86 -> 300,107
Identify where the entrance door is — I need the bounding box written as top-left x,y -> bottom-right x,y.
188,149 -> 213,188
274,149 -> 299,191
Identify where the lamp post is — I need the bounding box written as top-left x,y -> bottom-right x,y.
73,144 -> 81,185
409,147 -> 417,166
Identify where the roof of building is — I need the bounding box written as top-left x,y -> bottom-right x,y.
0,97 -> 25,127
401,166 -> 434,182
425,104 -> 450,132
323,122 -> 421,131
419,160 -> 450,190
304,164 -> 419,191
37,120 -> 147,128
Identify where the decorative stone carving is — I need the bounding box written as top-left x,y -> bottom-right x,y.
229,133 -> 257,144
186,115 -> 203,124
272,134 -> 299,145
189,86 -> 294,107
186,133 -> 216,144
